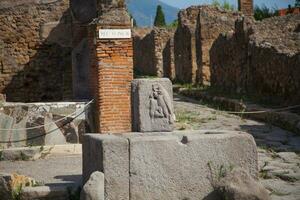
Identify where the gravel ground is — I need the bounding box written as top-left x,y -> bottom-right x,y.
174,95 -> 300,200
1,94 -> 299,199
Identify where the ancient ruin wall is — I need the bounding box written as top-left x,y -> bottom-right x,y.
133,28 -> 156,76
196,6 -> 240,85
210,15 -> 300,104
0,0 -> 73,102
133,28 -> 175,78
174,6 -> 199,83
174,6 -> 239,84
238,0 -> 253,16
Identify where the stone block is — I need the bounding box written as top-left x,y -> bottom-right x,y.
132,78 -> 175,132
83,131 -> 258,200
82,134 -> 129,200
129,131 -> 258,200
80,171 -> 104,200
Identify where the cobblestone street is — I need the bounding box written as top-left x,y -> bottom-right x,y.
174,95 -> 300,200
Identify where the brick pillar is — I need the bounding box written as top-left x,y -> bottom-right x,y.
88,8 -> 133,134
238,0 -> 253,16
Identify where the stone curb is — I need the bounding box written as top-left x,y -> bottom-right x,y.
175,87 -> 300,135
0,144 -> 82,161
20,185 -> 74,200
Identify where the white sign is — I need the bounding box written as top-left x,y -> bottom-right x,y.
99,29 -> 131,39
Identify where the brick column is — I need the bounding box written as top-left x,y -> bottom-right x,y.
238,0 -> 253,16
88,8 -> 133,134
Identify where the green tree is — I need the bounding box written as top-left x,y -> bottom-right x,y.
212,0 -> 235,11
130,14 -> 137,27
154,5 -> 166,27
254,4 -> 278,21
295,0 -> 300,8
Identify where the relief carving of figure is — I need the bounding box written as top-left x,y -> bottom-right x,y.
149,84 -> 175,124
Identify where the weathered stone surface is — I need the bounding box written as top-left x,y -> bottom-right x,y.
72,38 -> 91,99
70,0 -> 97,23
129,131 -> 258,200
0,113 -> 14,148
132,78 -> 175,132
83,131 -> 258,200
174,5 -> 240,84
0,0 -> 59,9
133,28 -> 175,79
20,185 -> 69,200
82,134 -> 129,200
0,0 -> 73,102
44,114 -> 67,145
210,14 -> 300,104
80,171 -> 104,200
0,173 -> 12,200
216,168 -> 270,200
0,102 -> 92,149
96,8 -> 131,25
40,21 -> 72,47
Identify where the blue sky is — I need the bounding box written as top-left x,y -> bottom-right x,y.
161,0 -> 295,9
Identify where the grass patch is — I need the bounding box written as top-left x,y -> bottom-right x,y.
176,111 -> 217,125
12,184 -> 22,200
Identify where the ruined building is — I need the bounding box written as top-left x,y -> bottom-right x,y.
210,15 -> 300,104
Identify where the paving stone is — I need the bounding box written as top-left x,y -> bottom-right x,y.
277,152 -> 299,163
261,179 -> 300,195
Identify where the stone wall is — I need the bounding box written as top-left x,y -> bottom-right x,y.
174,6 -> 240,84
0,101 -> 93,149
210,15 -> 300,105
196,6 -> 240,85
133,28 -> 175,79
0,0 -> 73,102
133,28 -> 155,76
238,0 -> 253,16
174,6 -> 199,83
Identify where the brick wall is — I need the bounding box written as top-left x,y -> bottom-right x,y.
0,0 -> 73,102
89,8 -> 133,134
238,0 -> 253,16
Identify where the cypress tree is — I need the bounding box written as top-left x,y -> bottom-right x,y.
296,0 -> 300,8
154,5 -> 166,27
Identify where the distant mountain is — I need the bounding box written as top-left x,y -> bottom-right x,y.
126,0 -> 179,27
